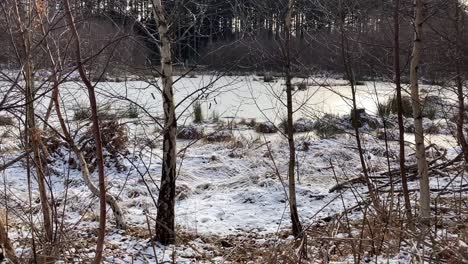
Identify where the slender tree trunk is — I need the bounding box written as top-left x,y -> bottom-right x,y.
12,0 -> 54,243
63,0 -> 108,262
454,1 -> 468,163
284,0 -> 303,239
152,0 -> 177,245
339,16 -> 382,213
43,8 -> 126,229
0,211 -> 19,264
394,0 -> 413,221
410,0 -> 430,223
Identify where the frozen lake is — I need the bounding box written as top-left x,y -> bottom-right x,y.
1,74 -> 455,125
54,75 -> 411,123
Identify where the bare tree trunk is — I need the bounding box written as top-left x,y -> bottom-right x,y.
41,10 -> 126,231
284,0 -> 303,239
394,0 -> 413,221
410,0 -> 430,223
12,0 -> 54,243
339,14 -> 382,213
454,1 -> 468,163
152,0 -> 177,245
63,0 -> 108,262
0,211 -> 19,264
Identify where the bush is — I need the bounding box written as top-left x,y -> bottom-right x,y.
379,95 -> 443,120
422,95 -> 444,120
206,130 -> 232,142
122,104 -> 139,119
73,106 -> 91,121
238,118 -> 257,128
378,95 -> 413,118
248,118 -> 257,128
279,118 -> 314,133
0,115 -> 14,126
255,122 -> 278,133
73,105 -> 117,121
350,109 -> 383,130
294,118 -> 314,132
278,118 -> 289,132
313,114 -> 346,139
296,82 -> 308,91
263,74 -> 274,83
193,101 -> 203,123
177,125 -> 204,140
77,120 -> 129,172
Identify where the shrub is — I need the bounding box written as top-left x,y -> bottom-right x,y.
248,118 -> 257,128
193,101 -> 203,123
263,74 -> 274,83
379,95 -> 442,120
294,118 -> 314,132
296,82 -> 308,91
73,106 -> 91,121
424,106 -> 437,120
78,120 -> 129,172
206,130 -> 232,142
74,105 -> 117,121
422,95 -> 444,120
0,115 -> 14,126
177,125 -> 204,140
378,95 -> 413,118
255,122 -> 278,133
122,104 -> 139,119
278,118 -> 289,132
313,114 -> 345,139
238,118 -> 248,126
278,118 -> 314,133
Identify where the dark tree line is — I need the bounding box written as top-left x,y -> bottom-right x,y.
0,0 -> 467,81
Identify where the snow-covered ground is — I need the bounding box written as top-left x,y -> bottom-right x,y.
1,121 -> 465,262
0,75 -> 466,263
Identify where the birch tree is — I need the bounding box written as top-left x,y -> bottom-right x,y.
151,0 -> 178,245
409,0 -> 431,223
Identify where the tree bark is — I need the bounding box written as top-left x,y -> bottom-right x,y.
454,1 -> 468,163
284,0 -> 303,239
63,0 -> 109,262
41,9 -> 126,231
12,0 -> 54,243
339,11 -> 381,213
152,0 -> 178,245
394,0 -> 413,221
410,0 -> 431,223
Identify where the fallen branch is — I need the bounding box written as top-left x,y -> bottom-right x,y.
0,152 -> 29,172
329,177 -> 365,193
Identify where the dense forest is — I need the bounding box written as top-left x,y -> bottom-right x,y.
1,0 -> 467,78
0,0 -> 467,263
